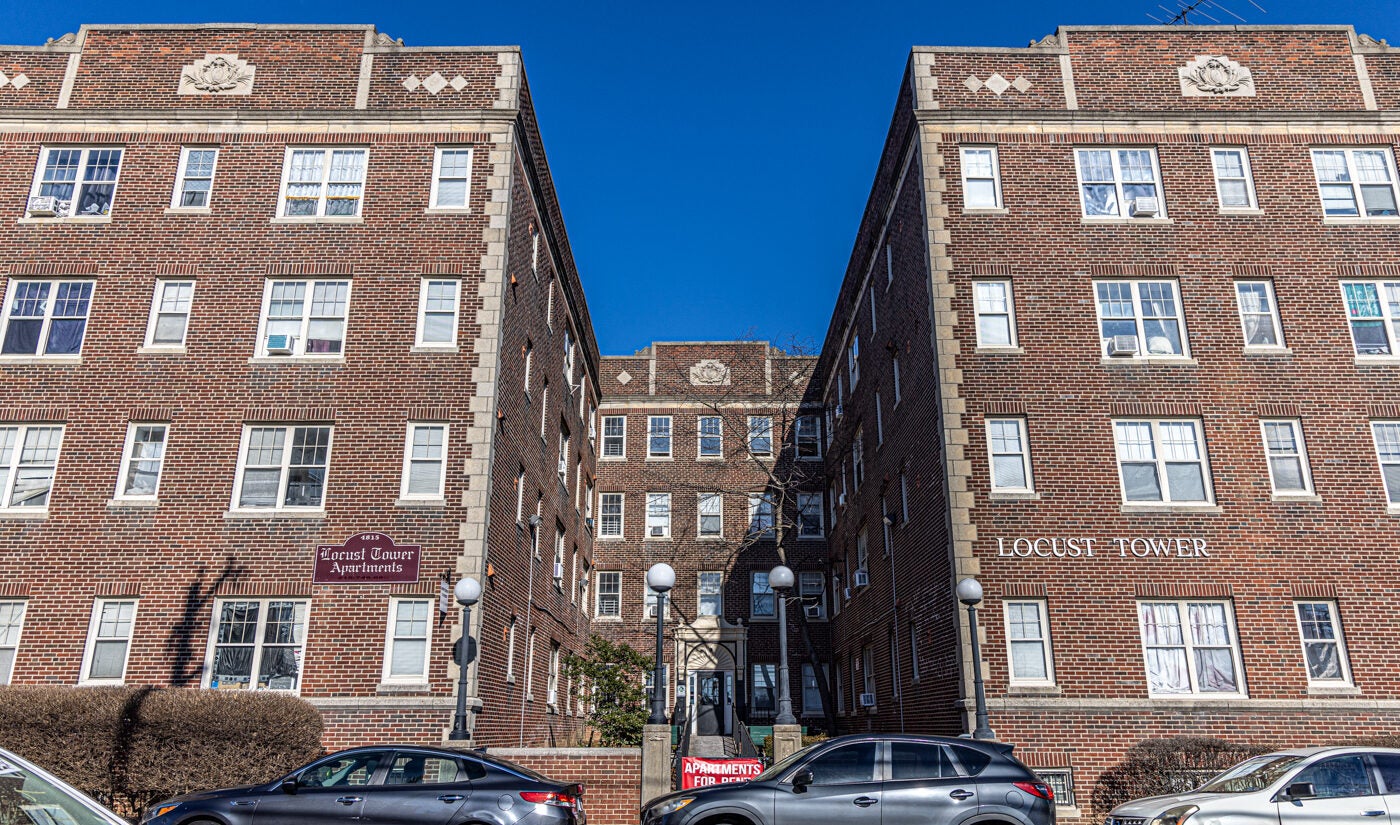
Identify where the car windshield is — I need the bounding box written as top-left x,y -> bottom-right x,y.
754,742 -> 824,782
1198,755 -> 1305,793
0,752 -> 121,825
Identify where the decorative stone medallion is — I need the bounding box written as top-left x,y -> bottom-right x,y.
1178,55 -> 1254,97
963,73 -> 1032,97
616,370 -> 633,386
179,54 -> 255,95
689,359 -> 731,386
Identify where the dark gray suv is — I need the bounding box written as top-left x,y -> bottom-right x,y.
643,734 -> 1053,825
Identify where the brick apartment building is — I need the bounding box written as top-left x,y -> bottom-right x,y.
818,23 -> 1400,819
0,23 -> 600,748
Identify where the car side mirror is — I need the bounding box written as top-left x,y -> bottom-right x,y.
791,769 -> 814,790
280,777 -> 298,794
1283,782 -> 1316,801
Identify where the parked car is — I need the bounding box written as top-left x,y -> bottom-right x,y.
642,734 -> 1054,825
139,745 -> 584,825
0,747 -> 130,825
1105,745 -> 1400,825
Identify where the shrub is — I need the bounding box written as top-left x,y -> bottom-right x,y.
563,635 -> 653,747
1090,736 -> 1276,818
0,686 -> 323,818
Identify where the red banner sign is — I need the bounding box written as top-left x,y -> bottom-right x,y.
314,533 -> 421,584
680,757 -> 764,789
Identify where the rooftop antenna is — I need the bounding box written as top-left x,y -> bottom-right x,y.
1147,0 -> 1265,24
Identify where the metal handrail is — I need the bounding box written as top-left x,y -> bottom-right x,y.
731,704 -> 761,759
672,705 -> 691,789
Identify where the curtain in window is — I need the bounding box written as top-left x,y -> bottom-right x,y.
1188,603 -> 1237,692
1140,603 -> 1189,693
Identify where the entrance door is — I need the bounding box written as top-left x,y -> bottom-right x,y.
694,670 -> 728,736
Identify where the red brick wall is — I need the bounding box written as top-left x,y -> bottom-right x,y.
490,748 -> 640,825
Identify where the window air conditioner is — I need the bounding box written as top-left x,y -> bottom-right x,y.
547,689 -> 558,706
1130,196 -> 1159,217
553,562 -> 564,580
26,196 -> 58,217
843,587 -> 852,601
835,404 -> 845,418
804,604 -> 823,620
265,334 -> 296,355
1107,335 -> 1138,357
838,493 -> 847,508
859,692 -> 876,708
650,526 -> 666,537
853,569 -> 869,588
585,517 -> 594,529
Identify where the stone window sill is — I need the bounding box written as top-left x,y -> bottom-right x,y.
0,510 -> 47,521
593,616 -> 622,623
376,682 -> 430,695
164,207 -> 212,216
1218,208 -> 1265,216
1307,684 -> 1361,696
1008,684 -> 1062,696
1147,692 -> 1247,701
18,216 -> 112,225
1272,493 -> 1322,504
962,207 -> 1010,216
248,356 -> 347,366
269,216 -> 364,225
395,498 -> 446,508
424,208 -> 472,216
0,355 -> 82,365
1388,505 -> 1400,517
989,491 -> 1040,501
107,499 -> 159,508
137,345 -> 187,355
1120,504 -> 1223,515
410,345 -> 459,354
1323,216 -> 1400,226
1081,217 -> 1175,226
1101,357 -> 1198,367
1243,346 -> 1293,356
224,509 -> 326,520
976,346 -> 1024,355
1356,356 -> 1400,366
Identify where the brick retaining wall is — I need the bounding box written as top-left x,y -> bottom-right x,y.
490,748 -> 641,825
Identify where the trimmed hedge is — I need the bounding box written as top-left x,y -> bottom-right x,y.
0,686 -> 324,819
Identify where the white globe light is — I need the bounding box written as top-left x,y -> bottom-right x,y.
646,562 -> 676,593
455,577 -> 483,606
956,577 -> 983,606
768,565 -> 795,590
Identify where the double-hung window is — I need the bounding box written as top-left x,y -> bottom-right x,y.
1234,281 -> 1284,348
796,415 -> 821,459
415,279 -> 459,347
847,334 -> 860,387
648,416 -> 672,458
383,598 -> 432,683
172,147 -> 218,209
80,599 -> 136,685
27,147 -> 123,218
598,492 -> 623,537
801,664 -> 825,716
797,493 -> 823,537
1295,601 -> 1351,685
401,423 -> 447,499
429,147 -> 473,210
960,146 -> 1003,209
974,280 -> 1017,348
278,148 -> 367,217
748,416 -> 772,456
0,425 -> 64,511
751,572 -> 775,618
115,423 -> 169,501
257,280 -> 350,357
1004,600 -> 1054,686
145,280 -> 194,348
644,582 -> 668,620
698,572 -> 723,616
1095,280 -> 1188,358
1113,419 -> 1212,504
747,493 -> 774,537
1260,419 -> 1313,496
986,418 -> 1033,493
698,493 -> 723,536
1311,148 -> 1399,217
1076,148 -> 1165,218
601,415 -> 626,458
563,328 -> 575,382
557,426 -> 570,486
1342,281 -> 1400,356
752,664 -> 777,714
595,572 -> 621,617
1371,421 -> 1400,503
1,280 -> 93,357
1137,600 -> 1243,696
698,416 -> 723,457
1211,147 -> 1257,210
646,492 -> 671,539
234,425 -> 332,511
799,572 -> 826,620
0,601 -> 23,684
207,599 -> 308,691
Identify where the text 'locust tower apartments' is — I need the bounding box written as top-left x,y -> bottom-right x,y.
819,24 -> 1400,821
0,24 -> 602,748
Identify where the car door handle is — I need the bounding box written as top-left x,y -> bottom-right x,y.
1361,812 -> 1386,817
950,789 -> 975,800
853,797 -> 878,807
336,797 -> 363,805
231,801 -> 257,807
437,795 -> 465,803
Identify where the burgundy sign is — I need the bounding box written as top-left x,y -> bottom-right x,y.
314,533 -> 421,584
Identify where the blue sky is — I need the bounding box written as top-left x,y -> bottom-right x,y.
8,1 -> 1399,355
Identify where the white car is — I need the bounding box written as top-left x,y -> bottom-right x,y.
1106,746 -> 1400,825
0,747 -> 130,825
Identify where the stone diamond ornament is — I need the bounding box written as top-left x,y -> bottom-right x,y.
422,72 -> 448,95
450,75 -> 468,91
617,370 -> 633,385
963,75 -> 984,92
403,74 -> 422,91
10,74 -> 26,89
984,73 -> 1011,96
1011,75 -> 1032,93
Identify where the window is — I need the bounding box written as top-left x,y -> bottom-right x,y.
233,425 -> 332,510
852,428 -> 864,490
747,493 -> 774,536
530,223 -> 541,275
869,287 -> 878,335
526,630 -> 536,696
808,740 -> 880,785
257,280 -> 350,357
827,480 -> 839,527
899,470 -> 909,523
698,572 -> 723,616
875,393 -> 884,445
751,664 -> 777,715
557,425 -> 570,486
596,572 -> 621,617
889,633 -> 901,698
429,147 -> 473,209
547,642 -> 561,706
1291,755 -> 1374,799
986,418 -> 1033,492
1211,147 -> 1257,210
1234,281 -> 1284,348
208,599 -> 307,691
1005,600 -> 1055,685
748,416 -> 772,456
1295,601 -> 1351,685
0,601 -> 23,684
889,742 -> 956,780
1095,280 -> 1188,358
515,466 -> 526,522
1373,422 -> 1400,503
862,645 -> 876,698
1343,281 -> 1400,356
698,416 -> 723,457
583,478 -> 594,521
800,572 -> 826,620
1137,600 -> 1243,695
172,147 -> 218,209
643,665 -> 670,707
885,242 -> 894,288
881,497 -> 892,554
797,493 -> 823,538
847,334 -> 860,387
278,148 -> 367,217
961,146 -> 1002,209
539,380 -> 549,437
27,147 -> 123,218
115,423 -> 168,500
698,493 -> 723,536
416,280 -> 459,347
1114,420 -> 1211,504
599,492 -> 623,537
1038,770 -> 1076,807
1261,420 -> 1313,496
648,416 -> 672,458
145,280 -> 194,348
1076,148 -> 1165,218
646,492 -> 671,538
1311,147 -> 1399,217
563,328 -> 575,382
552,527 -> 565,582
856,529 -> 869,574
908,621 -> 919,682
383,599 -> 431,682
796,415 -> 821,459
974,280 -> 1017,348
506,618 -> 517,681
579,558 -> 590,612
401,423 -> 446,499
546,280 -> 555,328
81,599 -> 136,685
801,663 -> 825,716
601,415 -> 625,458
751,572 -> 775,617
892,352 -> 902,404
644,581 -> 669,620
0,425 -> 64,511
1,280 -> 93,357
385,754 -> 463,786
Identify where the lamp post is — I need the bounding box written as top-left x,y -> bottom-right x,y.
449,576 -> 483,741
769,564 -> 797,725
646,563 -> 675,725
956,577 -> 994,740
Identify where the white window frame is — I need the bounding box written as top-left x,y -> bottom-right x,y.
647,416 -> 672,458
1260,419 -> 1314,497
747,493 -> 775,537
563,327 -> 576,382
899,470 -> 909,524
598,492 -> 624,538
254,279 -> 352,358
644,581 -> 670,620
381,597 -> 432,684
869,287 -> 878,335
1234,280 -> 1285,349
698,571 -> 723,617
27,146 -> 124,219
751,571 -> 775,618
428,146 -> 474,211
847,334 -> 860,387
1075,147 -> 1167,219
505,618 -> 518,682
400,422 -> 448,500
0,424 -> 65,512
986,417 -> 1034,493
415,279 -> 460,348
79,599 -> 137,686
797,493 -> 824,538
698,492 -> 723,537
1294,601 -> 1352,687
1094,279 -> 1190,359
171,146 -> 219,210
747,416 -> 773,457
595,571 -> 621,618
601,415 -> 626,459
1137,599 -> 1245,697
875,393 -> 884,445
1113,419 -> 1214,505
852,427 -> 864,490
698,416 -> 723,458
796,415 -> 822,459
0,601 -> 24,685
973,280 -> 1018,348
525,630 -> 536,697
1038,770 -> 1076,808
143,280 -> 195,349
1210,147 -> 1258,211
1342,281 -> 1400,357
114,422 -> 169,502
1004,599 -> 1056,687
799,571 -> 826,620
276,147 -> 368,218
1310,147 -> 1400,219
960,146 -> 1004,210
884,241 -> 894,288
1,279 -> 95,358
801,662 -> 826,717
231,424 -> 334,512
1371,421 -> 1400,504
892,352 -> 902,405
645,492 -> 671,539
547,641 -> 561,707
